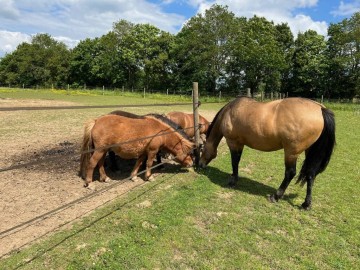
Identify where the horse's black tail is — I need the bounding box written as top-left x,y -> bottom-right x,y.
297,108 -> 336,185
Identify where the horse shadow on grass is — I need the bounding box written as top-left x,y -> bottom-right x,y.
197,165 -> 299,207
92,156 -> 189,182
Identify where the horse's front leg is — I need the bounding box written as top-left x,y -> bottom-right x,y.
229,149 -> 243,187
269,159 -> 297,203
145,151 -> 157,181
130,155 -> 146,181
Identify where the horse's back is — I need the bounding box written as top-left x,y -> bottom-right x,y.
223,97 -> 325,153
92,115 -> 156,144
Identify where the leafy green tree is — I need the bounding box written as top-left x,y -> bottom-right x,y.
275,23 -> 295,94
230,16 -> 287,96
95,32 -> 125,87
116,22 -> 174,90
326,12 -> 360,98
0,33 -> 69,88
112,20 -> 137,88
69,38 -> 100,87
291,30 -> 328,97
173,4 -> 238,93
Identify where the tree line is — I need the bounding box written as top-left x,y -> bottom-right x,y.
0,5 -> 359,99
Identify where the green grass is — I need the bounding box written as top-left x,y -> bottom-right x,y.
1,89 -> 359,269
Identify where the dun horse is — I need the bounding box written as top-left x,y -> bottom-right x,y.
80,114 -> 194,189
166,111 -> 210,138
199,97 -> 335,209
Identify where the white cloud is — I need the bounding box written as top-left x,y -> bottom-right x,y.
190,0 -> 328,36
331,0 -> 360,16
0,0 -> 337,57
0,0 -> 186,56
0,31 -> 30,55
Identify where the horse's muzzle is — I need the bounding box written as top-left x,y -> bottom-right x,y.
198,159 -> 207,168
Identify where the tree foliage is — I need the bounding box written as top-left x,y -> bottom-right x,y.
0,5 -> 359,99
0,33 -> 70,88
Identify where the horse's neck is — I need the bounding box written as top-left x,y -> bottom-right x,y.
163,131 -> 188,154
207,120 -> 223,149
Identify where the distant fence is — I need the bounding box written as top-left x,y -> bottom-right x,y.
1,85 -> 359,104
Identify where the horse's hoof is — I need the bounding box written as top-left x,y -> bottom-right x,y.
148,175 -> 155,181
104,177 -> 111,183
85,182 -> 96,191
228,181 -> 236,188
301,202 -> 312,210
100,177 -> 111,183
268,194 -> 278,203
131,176 -> 139,182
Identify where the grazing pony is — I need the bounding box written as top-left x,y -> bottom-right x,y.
199,97 -> 335,209
107,110 -> 162,171
80,114 -> 194,189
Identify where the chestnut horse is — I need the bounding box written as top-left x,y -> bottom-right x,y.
166,111 -> 210,138
107,110 -> 164,171
199,97 -> 335,209
80,114 -> 194,188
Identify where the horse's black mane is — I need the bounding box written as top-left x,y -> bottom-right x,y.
109,110 -> 191,141
206,104 -> 227,139
109,110 -> 146,119
147,113 -> 192,141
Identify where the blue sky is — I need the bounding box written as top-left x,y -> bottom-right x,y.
0,0 -> 359,57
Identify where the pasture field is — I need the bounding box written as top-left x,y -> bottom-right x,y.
0,89 -> 359,269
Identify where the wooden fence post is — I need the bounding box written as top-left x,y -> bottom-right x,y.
247,88 -> 251,97
192,82 -> 200,167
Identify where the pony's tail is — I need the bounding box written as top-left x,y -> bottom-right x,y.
79,119 -> 96,179
297,108 -> 336,185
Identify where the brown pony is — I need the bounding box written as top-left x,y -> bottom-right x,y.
166,111 -> 210,138
80,114 -> 194,189
199,97 -> 336,209
107,110 -> 163,171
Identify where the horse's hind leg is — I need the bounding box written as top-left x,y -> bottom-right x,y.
302,175 -> 314,210
85,150 -> 106,188
229,149 -> 243,186
269,159 -> 296,203
98,153 -> 111,183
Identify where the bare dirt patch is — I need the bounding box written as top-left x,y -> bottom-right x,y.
0,98 -> 217,258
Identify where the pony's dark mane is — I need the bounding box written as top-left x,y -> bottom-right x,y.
147,113 -> 192,141
109,110 -> 146,119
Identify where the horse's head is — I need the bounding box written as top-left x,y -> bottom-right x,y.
199,142 -> 217,168
173,139 -> 194,167
175,152 -> 193,167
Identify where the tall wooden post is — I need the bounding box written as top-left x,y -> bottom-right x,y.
247,88 -> 251,97
192,82 -> 200,167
